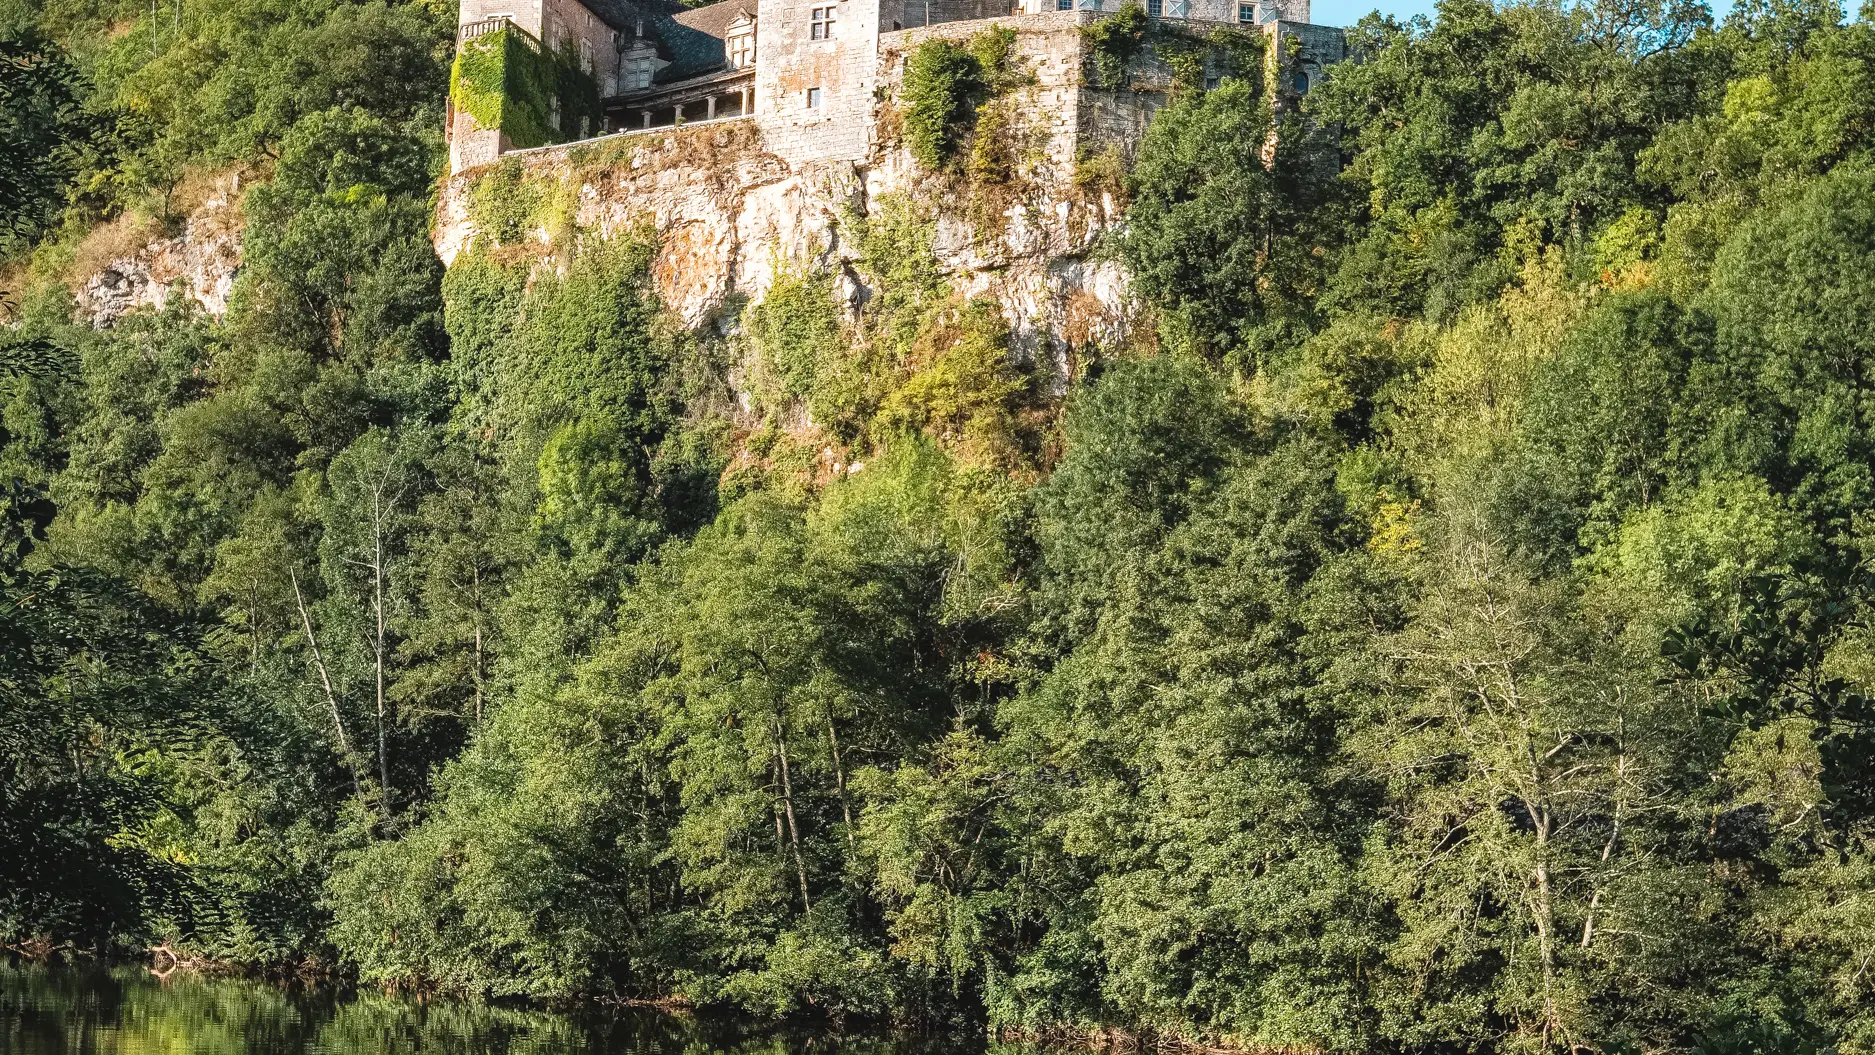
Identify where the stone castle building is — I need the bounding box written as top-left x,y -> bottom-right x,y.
447,0 -> 1344,172
436,0 -> 1345,361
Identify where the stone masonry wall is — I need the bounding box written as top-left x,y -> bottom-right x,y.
885,0 -> 1012,29
457,0 -> 620,92
450,0 -> 619,171
876,9 -> 1096,178
754,0 -> 882,163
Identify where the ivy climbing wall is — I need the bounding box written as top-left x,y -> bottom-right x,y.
449,27 -> 603,172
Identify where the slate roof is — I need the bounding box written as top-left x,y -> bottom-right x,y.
582,0 -> 753,84
655,0 -> 752,80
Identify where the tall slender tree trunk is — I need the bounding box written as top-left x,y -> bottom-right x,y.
1527,793 -> 1561,1049
372,493 -> 391,821
1581,751 -> 1630,950
823,705 -> 854,847
775,721 -> 811,911
291,568 -> 366,806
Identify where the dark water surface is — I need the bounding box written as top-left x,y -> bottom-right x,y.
0,961 -> 984,1055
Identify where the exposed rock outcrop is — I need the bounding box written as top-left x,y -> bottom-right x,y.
74,175 -> 246,328
435,118 -> 1139,373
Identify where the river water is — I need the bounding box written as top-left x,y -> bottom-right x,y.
0,960 -> 980,1055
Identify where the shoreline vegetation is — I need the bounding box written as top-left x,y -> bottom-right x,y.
6,952 -> 1300,1054
9,0 -> 1875,1051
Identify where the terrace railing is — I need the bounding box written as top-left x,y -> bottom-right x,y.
458,14 -> 542,50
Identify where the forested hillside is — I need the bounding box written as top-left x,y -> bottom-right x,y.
7,0 -> 1875,1049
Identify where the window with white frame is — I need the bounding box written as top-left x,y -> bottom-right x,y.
729,30 -> 754,67
1237,3 -> 1253,19
810,6 -> 835,39
626,53 -> 654,89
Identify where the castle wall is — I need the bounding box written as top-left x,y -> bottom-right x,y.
457,0 -> 621,108
754,0 -> 883,163
886,0 -> 1012,29
877,11 -> 1092,179
1273,17 -> 1344,85
448,110 -> 510,174
459,0 -> 545,36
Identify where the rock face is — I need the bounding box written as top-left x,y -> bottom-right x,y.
435,118 -> 1141,369
75,175 -> 246,328
435,17 -> 1159,370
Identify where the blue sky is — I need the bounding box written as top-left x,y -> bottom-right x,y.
1309,0 -> 1735,30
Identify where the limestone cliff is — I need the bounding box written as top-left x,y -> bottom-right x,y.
432,16 -> 1167,377
72,173 -> 246,328
434,117 -> 1139,374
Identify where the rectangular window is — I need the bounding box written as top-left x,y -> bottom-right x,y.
810,6 -> 835,39
580,38 -> 593,73
1057,0 -> 1071,9
1147,0 -> 1161,14
1238,3 -> 1254,19
729,33 -> 754,67
807,87 -> 823,107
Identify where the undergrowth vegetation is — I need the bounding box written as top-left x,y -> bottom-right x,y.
899,26 -> 1028,176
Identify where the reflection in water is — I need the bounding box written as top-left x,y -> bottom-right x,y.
0,960 -> 982,1055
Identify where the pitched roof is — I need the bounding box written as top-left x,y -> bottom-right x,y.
672,0 -> 753,37
582,0 -> 752,83
656,0 -> 756,80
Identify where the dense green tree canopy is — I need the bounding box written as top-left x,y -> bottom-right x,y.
8,0 -> 1875,1050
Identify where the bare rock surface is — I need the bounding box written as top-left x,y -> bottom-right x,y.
75,175 -> 245,328
434,118 -> 1139,364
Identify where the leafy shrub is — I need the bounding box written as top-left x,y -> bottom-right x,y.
745,268 -> 845,402
967,102 -> 1016,184
901,39 -> 984,171
1081,3 -> 1147,90
900,27 -> 1030,177
878,300 -> 1027,458
968,24 -> 1021,92
743,267 -> 872,434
